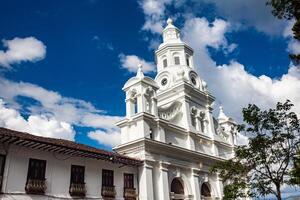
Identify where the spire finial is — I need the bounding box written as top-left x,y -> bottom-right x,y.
218,106 -> 228,120
136,63 -> 144,78
167,17 -> 173,25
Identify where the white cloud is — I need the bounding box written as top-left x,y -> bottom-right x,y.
81,113 -> 121,130
119,53 -> 156,73
139,0 -> 173,34
182,18 -> 230,49
208,0 -> 287,35
283,21 -> 300,55
0,37 -> 46,68
138,0 -> 288,36
0,99 -> 75,140
179,17 -> 300,124
0,76 -> 122,147
88,129 -> 121,147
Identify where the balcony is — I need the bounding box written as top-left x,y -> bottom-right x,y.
69,183 -> 86,197
101,185 -> 116,198
124,187 -> 137,199
25,179 -> 46,194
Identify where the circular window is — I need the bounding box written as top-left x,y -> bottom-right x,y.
191,77 -> 197,85
161,78 -> 168,86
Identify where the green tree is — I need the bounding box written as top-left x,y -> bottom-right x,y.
290,150 -> 300,184
266,0 -> 300,64
211,100 -> 300,200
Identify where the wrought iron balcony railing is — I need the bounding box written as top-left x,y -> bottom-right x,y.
25,178 -> 46,194
101,185 -> 116,198
69,182 -> 86,196
124,187 -> 137,199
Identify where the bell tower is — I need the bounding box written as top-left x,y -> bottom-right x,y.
155,18 -> 215,139
156,18 -> 195,73
118,64 -> 159,144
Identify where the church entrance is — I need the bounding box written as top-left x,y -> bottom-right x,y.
201,182 -> 211,199
170,178 -> 184,200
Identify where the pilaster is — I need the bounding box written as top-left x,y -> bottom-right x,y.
158,162 -> 170,200
139,161 -> 155,200
191,168 -> 201,200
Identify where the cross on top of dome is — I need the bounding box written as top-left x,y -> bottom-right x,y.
167,17 -> 173,25
162,18 -> 181,43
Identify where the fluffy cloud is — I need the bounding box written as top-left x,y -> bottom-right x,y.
139,0 -> 173,34
0,37 -> 46,68
207,0 -> 287,35
0,76 -> 122,147
88,130 -> 121,147
119,53 -> 155,73
0,99 -> 75,140
283,21 -> 300,55
0,36 -> 121,147
138,8 -> 300,150
138,0 -> 288,36
179,17 -> 300,123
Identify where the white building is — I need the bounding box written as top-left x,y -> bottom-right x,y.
0,18 -> 237,200
114,18 -> 237,200
0,127 -> 141,200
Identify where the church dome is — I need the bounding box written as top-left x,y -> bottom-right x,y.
123,64 -> 158,90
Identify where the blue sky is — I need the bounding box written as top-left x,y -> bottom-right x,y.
0,0 -> 299,151
0,0 -> 300,197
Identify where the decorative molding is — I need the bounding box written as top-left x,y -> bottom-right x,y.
158,101 -> 182,121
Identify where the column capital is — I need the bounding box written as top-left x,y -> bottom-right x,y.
191,168 -> 201,177
144,160 -> 155,169
159,161 -> 170,171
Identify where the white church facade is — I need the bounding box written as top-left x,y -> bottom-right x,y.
115,18 -> 237,200
0,19 -> 237,200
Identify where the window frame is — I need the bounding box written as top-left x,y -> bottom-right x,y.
163,59 -> 168,68
186,54 -> 190,66
70,165 -> 85,184
124,173 -> 134,189
27,158 -> 46,181
174,56 -> 180,65
102,169 -> 114,187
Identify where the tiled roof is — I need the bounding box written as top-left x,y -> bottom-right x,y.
0,127 -> 142,166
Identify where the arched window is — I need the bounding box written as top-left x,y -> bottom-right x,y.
201,182 -> 211,197
171,178 -> 184,195
163,58 -> 168,68
128,90 -> 138,116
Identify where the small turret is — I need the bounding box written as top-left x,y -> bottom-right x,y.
162,18 -> 182,43
217,106 -> 237,145
123,64 -> 159,118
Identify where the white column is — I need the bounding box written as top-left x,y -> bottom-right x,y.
139,162 -> 154,200
137,94 -> 145,113
151,97 -> 158,117
191,169 -> 201,200
157,124 -> 166,142
158,162 -> 170,200
182,99 -> 191,130
126,98 -> 135,118
215,173 -> 223,198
